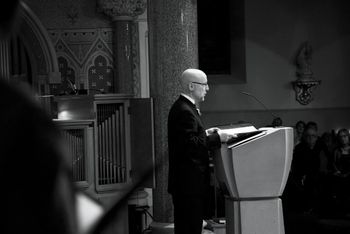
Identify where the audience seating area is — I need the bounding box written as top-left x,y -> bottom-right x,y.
283,121 -> 350,234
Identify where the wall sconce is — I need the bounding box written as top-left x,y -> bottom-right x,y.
292,41 -> 321,105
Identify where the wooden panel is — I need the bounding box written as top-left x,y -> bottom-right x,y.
130,98 -> 155,188
54,95 -> 94,120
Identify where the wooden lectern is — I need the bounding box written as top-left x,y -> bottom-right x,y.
213,123 -> 293,234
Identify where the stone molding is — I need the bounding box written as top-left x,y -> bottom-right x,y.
97,0 -> 147,20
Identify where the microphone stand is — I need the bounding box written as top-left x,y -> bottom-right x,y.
240,91 -> 281,127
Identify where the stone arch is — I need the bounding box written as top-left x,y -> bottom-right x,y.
17,2 -> 59,93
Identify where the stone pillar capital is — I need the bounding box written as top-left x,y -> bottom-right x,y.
97,0 -> 146,20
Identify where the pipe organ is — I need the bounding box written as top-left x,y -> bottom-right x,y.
54,119 -> 94,189
95,101 -> 130,191
53,94 -> 154,198
63,128 -> 86,182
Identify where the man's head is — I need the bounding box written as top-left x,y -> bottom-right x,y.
306,121 -> 318,132
304,127 -> 318,149
180,68 -> 209,104
295,120 -> 306,134
271,117 -> 282,127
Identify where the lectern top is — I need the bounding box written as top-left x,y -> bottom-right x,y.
211,123 -> 267,148
213,126 -> 293,199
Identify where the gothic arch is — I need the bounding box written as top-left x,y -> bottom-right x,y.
84,51 -> 114,93
17,2 -> 59,92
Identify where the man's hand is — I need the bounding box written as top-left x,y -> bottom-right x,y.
217,130 -> 237,143
206,127 -> 220,135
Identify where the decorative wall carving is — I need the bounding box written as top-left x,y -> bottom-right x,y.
17,1 -> 144,97
292,41 -> 321,105
48,27 -> 142,96
66,5 -> 79,25
97,0 -> 147,18
131,23 -> 141,97
56,1 -> 82,25
48,28 -> 114,94
88,55 -> 114,93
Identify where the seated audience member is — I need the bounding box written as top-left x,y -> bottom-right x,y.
265,117 -> 282,128
332,128 -> 350,217
271,117 -> 283,127
305,121 -> 318,131
320,131 -> 337,167
294,120 -> 306,147
284,126 -> 329,215
333,129 -> 350,176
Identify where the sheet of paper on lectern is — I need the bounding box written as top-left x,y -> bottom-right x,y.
218,124 -> 258,135
214,123 -> 267,148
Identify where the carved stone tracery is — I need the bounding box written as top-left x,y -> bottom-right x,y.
97,0 -> 147,19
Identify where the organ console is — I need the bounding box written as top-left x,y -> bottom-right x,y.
213,123 -> 293,234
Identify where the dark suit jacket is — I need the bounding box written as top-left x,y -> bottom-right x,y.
167,95 -> 221,196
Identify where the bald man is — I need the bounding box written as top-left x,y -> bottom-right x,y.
167,68 -> 232,234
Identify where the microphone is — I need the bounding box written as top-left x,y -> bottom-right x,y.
240,91 -> 281,126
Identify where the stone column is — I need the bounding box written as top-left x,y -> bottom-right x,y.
0,39 -> 10,80
148,0 -> 199,222
97,0 -> 146,94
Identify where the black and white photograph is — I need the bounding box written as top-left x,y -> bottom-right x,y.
1,0 -> 350,233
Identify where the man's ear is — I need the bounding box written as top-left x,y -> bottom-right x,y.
188,82 -> 194,91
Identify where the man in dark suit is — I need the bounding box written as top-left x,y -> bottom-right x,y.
168,68 -> 233,234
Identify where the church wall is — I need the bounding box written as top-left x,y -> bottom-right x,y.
23,0 -> 111,29
22,0 -> 149,97
202,0 -> 350,134
24,0 -> 350,135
